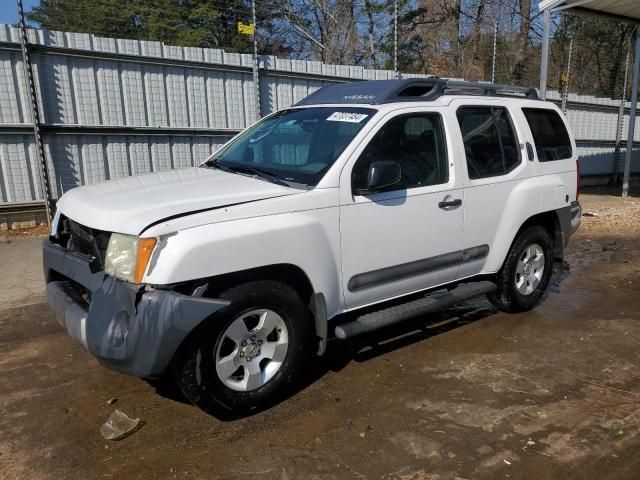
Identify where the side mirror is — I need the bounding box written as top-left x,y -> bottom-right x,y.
365,160 -> 402,193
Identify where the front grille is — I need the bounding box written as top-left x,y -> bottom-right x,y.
54,216 -> 111,267
68,220 -> 94,254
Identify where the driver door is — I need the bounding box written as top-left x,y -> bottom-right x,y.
340,109 -> 466,310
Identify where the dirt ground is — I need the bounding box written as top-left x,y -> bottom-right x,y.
1,193 -> 640,480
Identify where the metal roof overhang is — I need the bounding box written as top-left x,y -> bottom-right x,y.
540,0 -> 640,23
538,0 -> 640,197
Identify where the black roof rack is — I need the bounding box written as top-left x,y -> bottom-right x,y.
295,77 -> 540,106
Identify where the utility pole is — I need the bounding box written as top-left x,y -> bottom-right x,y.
561,37 -> 573,114
251,0 -> 261,120
613,38 -> 631,184
393,0 -> 399,78
491,19 -> 497,84
539,7 -> 551,99
17,0 -> 52,227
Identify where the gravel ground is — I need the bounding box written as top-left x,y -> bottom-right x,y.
579,195 -> 640,236
0,237 -> 46,308
1,193 -> 639,480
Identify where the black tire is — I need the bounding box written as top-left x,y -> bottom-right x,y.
489,225 -> 554,313
172,280 -> 314,416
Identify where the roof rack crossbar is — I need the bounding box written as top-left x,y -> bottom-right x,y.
443,80 -> 540,100
295,77 -> 541,106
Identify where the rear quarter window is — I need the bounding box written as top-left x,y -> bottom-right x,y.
522,108 -> 573,162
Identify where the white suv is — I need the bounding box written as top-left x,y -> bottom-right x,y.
44,78 -> 581,415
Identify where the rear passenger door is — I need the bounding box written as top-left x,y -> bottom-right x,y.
451,100 -> 533,278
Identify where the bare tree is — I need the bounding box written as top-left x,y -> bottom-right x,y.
510,0 -> 531,81
266,0 -> 632,98
276,0 -> 361,64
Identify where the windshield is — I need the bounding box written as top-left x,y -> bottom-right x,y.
204,107 -> 376,187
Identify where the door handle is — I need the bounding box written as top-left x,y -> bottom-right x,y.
526,142 -> 535,161
438,198 -> 462,209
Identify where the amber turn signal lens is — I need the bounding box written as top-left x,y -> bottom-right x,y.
133,238 -> 157,284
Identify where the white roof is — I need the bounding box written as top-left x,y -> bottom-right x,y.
539,0 -> 640,22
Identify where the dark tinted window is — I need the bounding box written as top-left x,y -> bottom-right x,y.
457,107 -> 521,179
523,108 -> 573,161
352,113 -> 448,192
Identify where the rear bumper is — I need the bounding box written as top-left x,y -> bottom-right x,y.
570,200 -> 581,235
43,240 -> 228,378
553,201 -> 580,261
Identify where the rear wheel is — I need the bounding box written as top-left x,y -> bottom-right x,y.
173,280 -> 313,416
489,225 -> 554,313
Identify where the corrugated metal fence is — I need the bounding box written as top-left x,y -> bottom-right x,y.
0,24 -> 639,208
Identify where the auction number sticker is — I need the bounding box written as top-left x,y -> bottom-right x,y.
327,112 -> 369,123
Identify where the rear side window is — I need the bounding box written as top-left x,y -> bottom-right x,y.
457,106 -> 521,179
522,108 -> 573,161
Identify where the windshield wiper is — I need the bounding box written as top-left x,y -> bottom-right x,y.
230,165 -> 291,187
206,160 -> 290,187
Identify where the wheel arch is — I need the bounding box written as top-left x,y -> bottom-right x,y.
488,211 -> 559,313
516,210 -> 564,261
169,263 -> 328,371
489,208 -> 565,275
202,263 -> 315,301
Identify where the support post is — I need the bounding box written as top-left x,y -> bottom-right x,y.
613,38 -> 631,184
251,0 -> 261,120
17,0 -> 52,227
539,8 -> 551,100
622,28 -> 640,197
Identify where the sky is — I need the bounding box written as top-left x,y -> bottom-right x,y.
0,1 -> 552,28
0,0 -> 39,26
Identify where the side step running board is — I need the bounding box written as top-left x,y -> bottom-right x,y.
335,281 -> 497,340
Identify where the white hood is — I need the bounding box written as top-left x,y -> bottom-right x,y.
56,167 -> 300,235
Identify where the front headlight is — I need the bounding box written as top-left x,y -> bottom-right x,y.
105,233 -> 157,284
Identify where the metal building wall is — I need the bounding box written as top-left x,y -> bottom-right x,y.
0,24 -> 638,207
545,91 -> 640,177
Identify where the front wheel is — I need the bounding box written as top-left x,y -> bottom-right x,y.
172,280 -> 313,416
489,225 -> 554,313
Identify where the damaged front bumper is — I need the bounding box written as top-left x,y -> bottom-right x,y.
43,240 -> 228,378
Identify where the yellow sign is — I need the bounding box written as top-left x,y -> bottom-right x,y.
238,22 -> 255,35
561,73 -> 569,83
